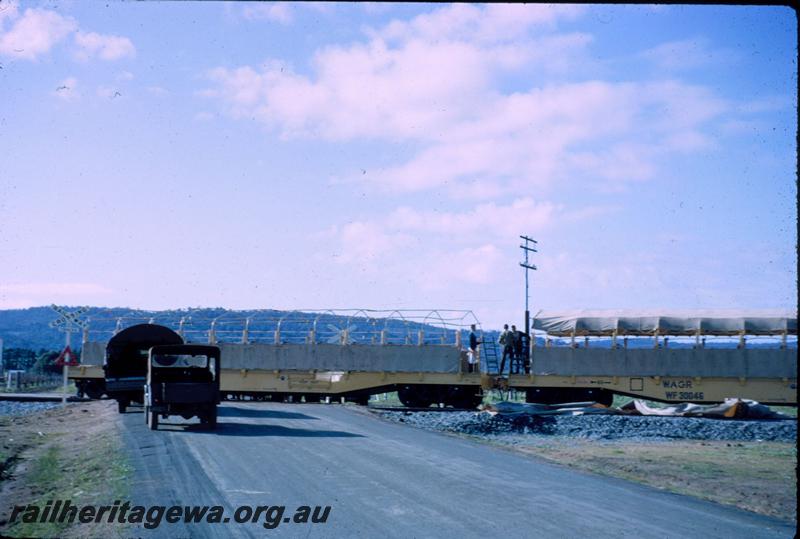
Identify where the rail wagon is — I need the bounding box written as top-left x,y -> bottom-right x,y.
69,309 -> 797,409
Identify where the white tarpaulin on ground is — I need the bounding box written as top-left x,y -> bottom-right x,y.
483,401 -> 619,416
533,310 -> 797,337
484,399 -> 791,420
631,398 -> 792,419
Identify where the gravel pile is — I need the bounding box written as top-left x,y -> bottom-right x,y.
0,401 -> 61,417
379,411 -> 797,442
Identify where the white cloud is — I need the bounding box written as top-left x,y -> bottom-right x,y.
424,244 -> 504,287
74,31 -> 135,61
326,197 -> 567,284
52,76 -> 79,101
242,3 -> 293,25
358,80 -> 726,195
333,221 -> 415,265
203,4 -> 730,198
204,8 -> 594,144
385,198 -> 561,239
0,7 -> 76,59
376,3 -> 585,44
0,6 -> 136,63
322,194 -> 623,293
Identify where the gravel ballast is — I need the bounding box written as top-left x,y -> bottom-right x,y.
0,401 -> 61,417
378,410 -> 797,442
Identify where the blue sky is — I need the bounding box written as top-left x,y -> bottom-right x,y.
0,2 -> 796,327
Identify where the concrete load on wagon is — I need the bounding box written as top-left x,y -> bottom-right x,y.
82,340 -> 464,374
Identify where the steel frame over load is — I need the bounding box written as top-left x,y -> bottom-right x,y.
77,308 -> 481,347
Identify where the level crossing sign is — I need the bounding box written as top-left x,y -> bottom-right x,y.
54,345 -> 79,367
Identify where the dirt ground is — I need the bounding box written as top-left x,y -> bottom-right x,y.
491,437 -> 797,523
0,400 -> 129,538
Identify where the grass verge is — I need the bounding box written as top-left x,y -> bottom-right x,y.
1,402 -> 131,538
492,437 -> 797,522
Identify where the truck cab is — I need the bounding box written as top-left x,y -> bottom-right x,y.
144,344 -> 221,430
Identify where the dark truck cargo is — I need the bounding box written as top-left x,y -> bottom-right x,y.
144,344 -> 221,430
104,324 -> 184,413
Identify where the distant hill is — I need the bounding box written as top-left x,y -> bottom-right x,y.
0,306 -> 496,351
0,306 -> 86,350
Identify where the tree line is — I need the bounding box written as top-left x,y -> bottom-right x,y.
2,348 -> 64,374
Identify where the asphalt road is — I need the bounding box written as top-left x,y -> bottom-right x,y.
118,402 -> 795,539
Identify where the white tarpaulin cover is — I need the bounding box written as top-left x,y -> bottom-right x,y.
631,398 -> 792,419
483,401 -> 618,416
533,310 -> 797,336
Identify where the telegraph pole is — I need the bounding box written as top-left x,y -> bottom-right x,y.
519,236 -> 537,345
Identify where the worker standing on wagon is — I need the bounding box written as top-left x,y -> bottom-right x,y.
467,324 -> 481,373
512,325 -> 525,374
499,324 -> 515,376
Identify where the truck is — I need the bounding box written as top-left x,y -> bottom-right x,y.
144,344 -> 221,430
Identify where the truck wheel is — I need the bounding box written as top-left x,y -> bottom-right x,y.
85,382 -> 105,400
208,407 -> 217,429
147,409 -> 159,430
118,400 -> 128,414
